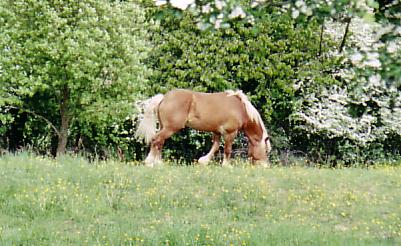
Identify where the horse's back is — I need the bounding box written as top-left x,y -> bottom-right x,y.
158,89 -> 247,133
190,90 -> 247,133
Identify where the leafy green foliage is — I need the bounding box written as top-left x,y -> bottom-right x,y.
0,0 -> 152,155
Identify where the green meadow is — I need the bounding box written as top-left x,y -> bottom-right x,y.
0,153 -> 400,245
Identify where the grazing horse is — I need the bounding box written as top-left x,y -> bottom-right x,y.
136,89 -> 271,167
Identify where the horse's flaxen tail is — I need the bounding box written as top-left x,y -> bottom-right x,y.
135,94 -> 164,145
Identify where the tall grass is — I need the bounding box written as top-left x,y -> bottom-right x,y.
0,152 -> 400,245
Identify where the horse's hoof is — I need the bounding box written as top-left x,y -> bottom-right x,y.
198,157 -> 210,166
222,161 -> 233,168
259,161 -> 270,168
145,162 -> 154,167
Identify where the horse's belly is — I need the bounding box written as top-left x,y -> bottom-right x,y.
186,115 -> 241,134
185,118 -> 216,132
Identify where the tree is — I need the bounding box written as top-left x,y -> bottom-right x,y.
0,0 -> 151,155
290,15 -> 401,164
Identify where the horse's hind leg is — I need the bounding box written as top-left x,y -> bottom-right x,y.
222,131 -> 237,167
145,128 -> 176,167
198,133 -> 221,165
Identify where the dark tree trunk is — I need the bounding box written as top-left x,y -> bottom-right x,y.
339,17 -> 351,53
56,84 -> 70,156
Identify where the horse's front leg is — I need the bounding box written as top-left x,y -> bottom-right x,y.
222,131 -> 237,167
144,141 -> 163,167
198,133 -> 221,165
145,128 -> 175,167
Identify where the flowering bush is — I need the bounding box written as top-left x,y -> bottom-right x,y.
291,16 -> 401,163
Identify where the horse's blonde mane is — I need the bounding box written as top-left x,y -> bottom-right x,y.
226,90 -> 268,139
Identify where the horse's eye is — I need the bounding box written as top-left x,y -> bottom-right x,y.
265,136 -> 270,142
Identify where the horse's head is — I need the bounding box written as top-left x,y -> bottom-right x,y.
248,135 -> 271,163
230,89 -> 272,165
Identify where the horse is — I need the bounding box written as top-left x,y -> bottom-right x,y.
135,89 -> 272,167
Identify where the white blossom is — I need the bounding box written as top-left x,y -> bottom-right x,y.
202,4 -> 212,14
228,6 -> 246,19
292,9 -> 299,19
154,0 -> 167,7
295,0 -> 305,8
294,80 -> 401,146
215,0 -> 224,10
251,0 -> 266,8
212,14 -> 224,29
395,26 -> 401,35
214,18 -> 222,29
350,52 -> 363,64
170,0 -> 195,10
363,58 -> 381,68
368,74 -> 381,87
387,42 -> 399,53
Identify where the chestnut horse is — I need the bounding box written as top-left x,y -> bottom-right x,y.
136,89 -> 271,167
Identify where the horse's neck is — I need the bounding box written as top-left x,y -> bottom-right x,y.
244,121 -> 263,145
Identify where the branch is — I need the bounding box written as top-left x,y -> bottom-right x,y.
3,106 -> 60,138
252,0 -> 293,10
339,17 -> 351,53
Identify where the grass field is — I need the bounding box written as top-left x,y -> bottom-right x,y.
0,153 -> 400,245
